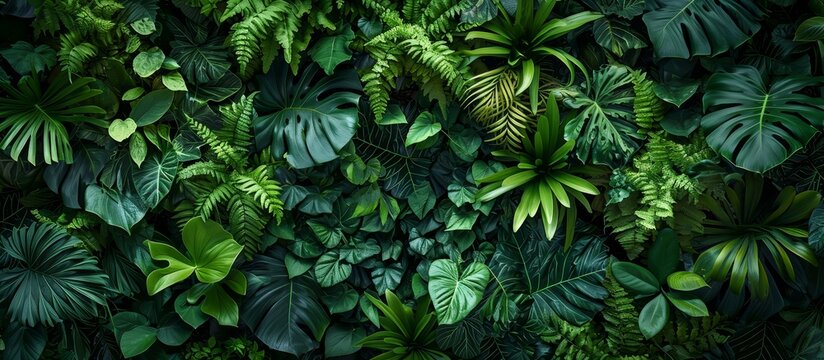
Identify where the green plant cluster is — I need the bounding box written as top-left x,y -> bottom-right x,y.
3,0 -> 824,358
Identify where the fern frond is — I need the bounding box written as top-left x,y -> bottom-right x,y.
232,166 -> 283,221
228,194 -> 266,255
178,161 -> 229,182
58,33 -> 98,76
603,266 -> 645,354
654,314 -> 733,358
185,115 -> 246,168
216,93 -> 257,150
193,182 -> 235,219
631,71 -> 665,134
541,317 -> 611,360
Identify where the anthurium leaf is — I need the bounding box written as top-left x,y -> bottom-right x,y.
660,108 -> 701,137
638,293 -> 669,339
611,261 -> 660,295
666,271 -> 709,291
307,219 -> 343,248
242,248 -> 330,355
0,41 -> 56,75
314,251 -> 352,287
795,17 -> 824,41
132,147 -> 178,208
701,66 -> 824,173
285,252 -> 314,278
321,284 -> 359,314
255,62 -> 361,169
408,183 -> 437,218
309,26 -> 355,75
133,48 -> 165,78
130,89 -> 174,126
405,112 -> 442,147
200,285 -> 239,326
648,228 -> 680,283
445,207 -> 480,231
181,218 -> 243,283
84,185 -> 147,234
371,262 -> 404,294
108,118 -> 137,142
428,260 -> 491,325
665,292 -> 709,317
642,0 -> 763,59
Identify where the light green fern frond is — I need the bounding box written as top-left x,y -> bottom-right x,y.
216,93 -> 257,150
232,165 -> 283,221
632,71 -> 665,134
228,194 -> 267,255
603,266 -> 645,354
178,161 -> 229,182
193,182 -> 235,219
186,115 -> 246,168
542,316 -> 611,360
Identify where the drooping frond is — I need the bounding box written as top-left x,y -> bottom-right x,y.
178,161 -> 228,182
602,267 -> 645,354
185,114 -> 246,168
228,194 -> 266,255
216,93 -> 257,150
58,32 -> 98,76
232,165 -> 283,221
631,71 -> 665,134
193,182 -> 235,219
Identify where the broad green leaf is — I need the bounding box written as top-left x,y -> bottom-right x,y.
666,271 -> 709,291
201,285 -> 239,326
133,48 -> 165,78
408,183 -> 437,218
175,292 -> 208,329
307,219 -> 343,248
321,284 -> 359,314
182,218 -> 243,283
648,228 -> 680,283
314,251 -> 352,287
108,118 -> 137,142
285,252 -> 314,278
255,63 -> 361,169
132,147 -> 178,208
145,241 -> 195,295
638,293 -> 669,339
653,80 -> 699,108
120,326 -> 157,358
162,72 -> 188,91
642,0 -> 763,59
156,316 -> 192,346
130,89 -> 174,126
130,17 -> 156,35
665,292 -> 709,317
122,87 -> 145,101
445,207 -> 480,231
0,41 -> 56,75
660,108 -> 701,137
428,260 -> 491,325
2,322 -> 46,360
405,112 -> 442,147
243,248 -> 330,355
168,18 -> 230,84
84,185 -> 147,234
191,72 -> 242,102
436,317 -> 484,359
375,104 -> 407,125
309,26 -> 355,75
324,324 -> 364,358
611,261 -> 660,295
795,17 -> 824,41
371,262 -> 404,293
701,66 -> 824,173
130,133 -> 148,166
448,183 -> 477,207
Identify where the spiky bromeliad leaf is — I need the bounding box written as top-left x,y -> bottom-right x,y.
0,223 -> 109,327
242,247 -> 330,356
255,62 -> 361,169
701,66 -> 824,173
491,222 -> 609,326
0,75 -> 106,165
563,65 -> 640,168
642,0 -> 764,59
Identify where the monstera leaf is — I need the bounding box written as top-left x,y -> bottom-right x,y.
0,223 -> 109,327
564,65 -> 640,168
701,66 -> 824,173
242,247 -> 330,355
642,0 -> 763,59
255,62 -> 361,169
145,218 -> 244,295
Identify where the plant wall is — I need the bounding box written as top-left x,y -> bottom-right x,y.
2,0 -> 824,358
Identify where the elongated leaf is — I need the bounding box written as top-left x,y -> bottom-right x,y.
638,293 -> 669,339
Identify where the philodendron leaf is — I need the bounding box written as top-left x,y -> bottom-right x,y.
611,261 -> 660,296
405,112 -> 442,147
309,26 -> 355,75
428,259 -> 491,325
132,147 -> 178,208
84,185 -> 148,234
131,89 -> 174,126
145,218 -> 243,294
108,118 -> 137,142
666,271 -> 709,291
133,48 -> 165,78
639,293 -> 669,339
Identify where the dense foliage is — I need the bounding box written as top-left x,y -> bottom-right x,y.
3,0 -> 824,358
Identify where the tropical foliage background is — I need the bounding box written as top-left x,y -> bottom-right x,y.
2,0 -> 824,358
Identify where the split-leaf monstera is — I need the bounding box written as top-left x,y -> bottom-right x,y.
254,61 -> 361,169
476,96 -> 600,244
701,66 -> 824,173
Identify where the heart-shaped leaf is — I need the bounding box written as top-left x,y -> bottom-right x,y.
108,118 -> 137,142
